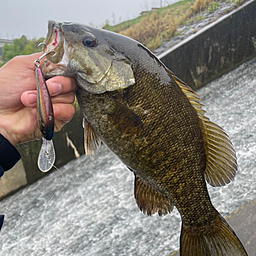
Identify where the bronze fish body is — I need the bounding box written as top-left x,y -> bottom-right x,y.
42,21 -> 247,255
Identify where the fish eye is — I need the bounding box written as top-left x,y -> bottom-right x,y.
82,36 -> 97,47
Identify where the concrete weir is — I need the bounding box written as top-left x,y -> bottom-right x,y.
159,0 -> 256,90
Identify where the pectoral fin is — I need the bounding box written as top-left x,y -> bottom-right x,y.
83,118 -> 101,155
134,173 -> 173,216
105,98 -> 143,134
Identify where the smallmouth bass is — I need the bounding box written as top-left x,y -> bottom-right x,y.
41,21 -> 247,255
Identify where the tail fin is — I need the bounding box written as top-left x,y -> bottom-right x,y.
180,214 -> 247,256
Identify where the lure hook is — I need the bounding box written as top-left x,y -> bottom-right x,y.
34,50 -> 56,68
37,42 -> 47,50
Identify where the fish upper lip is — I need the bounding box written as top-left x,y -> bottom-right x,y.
42,22 -> 74,76
44,23 -> 64,58
44,21 -> 61,48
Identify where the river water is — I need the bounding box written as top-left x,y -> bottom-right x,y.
1,57 -> 256,256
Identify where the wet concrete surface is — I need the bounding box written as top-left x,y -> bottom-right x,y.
226,198 -> 256,256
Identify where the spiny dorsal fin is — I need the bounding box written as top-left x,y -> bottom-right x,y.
172,74 -> 205,115
168,70 -> 237,187
83,118 -> 101,156
134,174 -> 173,216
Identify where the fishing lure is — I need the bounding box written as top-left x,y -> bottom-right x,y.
34,53 -> 55,172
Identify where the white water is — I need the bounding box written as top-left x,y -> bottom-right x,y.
1,57 -> 256,256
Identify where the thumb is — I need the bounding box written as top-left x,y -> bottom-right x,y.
11,52 -> 45,71
22,52 -> 45,70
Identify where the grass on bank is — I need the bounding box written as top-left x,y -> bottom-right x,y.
104,0 -> 242,50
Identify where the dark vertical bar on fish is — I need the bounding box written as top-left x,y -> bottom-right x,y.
35,67 -> 54,140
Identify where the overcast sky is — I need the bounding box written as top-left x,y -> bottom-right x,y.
0,0 -> 178,40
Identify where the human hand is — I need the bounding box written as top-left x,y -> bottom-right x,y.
0,52 -> 77,146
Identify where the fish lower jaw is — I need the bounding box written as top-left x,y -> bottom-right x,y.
42,62 -> 67,77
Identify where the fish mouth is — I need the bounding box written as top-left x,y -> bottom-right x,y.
41,20 -> 135,94
42,21 -> 74,78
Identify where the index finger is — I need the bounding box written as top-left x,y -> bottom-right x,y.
46,76 -> 77,96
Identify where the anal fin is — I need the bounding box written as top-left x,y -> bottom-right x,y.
134,174 -> 173,216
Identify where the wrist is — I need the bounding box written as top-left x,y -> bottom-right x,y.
0,127 -> 17,146
0,133 -> 21,174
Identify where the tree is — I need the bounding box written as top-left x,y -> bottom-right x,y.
0,36 -> 45,67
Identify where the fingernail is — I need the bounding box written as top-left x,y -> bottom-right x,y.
28,93 -> 37,106
51,82 -> 62,96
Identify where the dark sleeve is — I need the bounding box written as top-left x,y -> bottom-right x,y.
0,215 -> 4,231
0,134 -> 21,177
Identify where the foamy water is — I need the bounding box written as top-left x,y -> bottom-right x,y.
0,57 -> 256,256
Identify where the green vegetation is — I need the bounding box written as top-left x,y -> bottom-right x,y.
103,0 -> 240,50
207,1 -> 219,12
0,36 -> 44,67
104,0 -> 196,50
233,0 -> 243,6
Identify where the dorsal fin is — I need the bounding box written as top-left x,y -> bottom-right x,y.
200,116 -> 237,186
83,118 -> 101,155
172,74 -> 206,116
134,173 -> 173,216
168,70 -> 237,187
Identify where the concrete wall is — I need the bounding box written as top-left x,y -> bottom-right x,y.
0,160 -> 26,198
159,0 -> 256,90
1,0 -> 256,199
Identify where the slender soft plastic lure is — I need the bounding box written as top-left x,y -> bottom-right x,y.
35,57 -> 55,172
